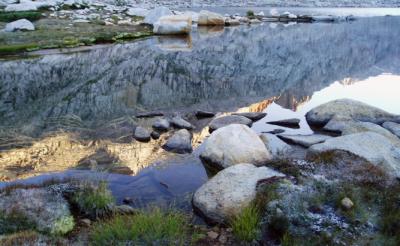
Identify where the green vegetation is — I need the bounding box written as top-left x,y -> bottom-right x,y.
0,209 -> 36,234
231,204 -> 261,242
90,208 -> 190,246
0,43 -> 39,55
246,10 -> 255,18
71,180 -> 114,219
0,11 -> 42,22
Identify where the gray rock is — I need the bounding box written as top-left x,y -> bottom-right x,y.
264,129 -> 285,135
233,112 -> 267,121
163,129 -> 192,154
200,124 -> 272,169
209,115 -> 252,132
136,111 -> 164,118
193,163 -> 284,223
260,133 -> 292,157
383,122 -> 400,138
133,126 -> 151,142
0,187 -> 75,235
278,134 -> 332,147
325,119 -> 400,145
152,118 -> 170,131
267,118 -> 300,128
306,99 -> 398,126
307,132 -> 400,177
171,116 -> 193,130
5,3 -> 37,12
151,131 -> 160,139
143,6 -> 172,25
4,19 -> 35,32
196,110 -> 215,118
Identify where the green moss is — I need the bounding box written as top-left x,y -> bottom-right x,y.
71,180 -> 114,219
0,43 -> 39,54
231,204 -> 261,242
0,11 -> 42,22
50,215 -> 75,235
246,10 -> 255,17
90,208 -> 189,246
112,31 -> 153,41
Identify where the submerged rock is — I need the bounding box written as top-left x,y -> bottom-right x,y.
0,187 -> 74,235
260,133 -> 292,158
307,132 -> 400,177
133,126 -> 151,142
208,115 -> 252,132
171,116 -> 193,130
200,124 -> 271,169
143,6 -> 172,25
306,99 -> 398,126
267,118 -> 300,128
153,15 -> 192,35
383,122 -> 400,138
163,129 -> 192,154
193,163 -> 284,223
198,10 -> 225,26
4,19 -> 35,32
232,112 -> 267,121
278,134 -> 332,148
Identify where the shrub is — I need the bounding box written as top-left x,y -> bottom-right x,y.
0,209 -> 36,234
246,10 -> 255,17
0,11 -> 42,22
90,208 -> 189,245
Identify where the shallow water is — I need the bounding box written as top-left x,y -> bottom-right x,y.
1,15 -> 400,207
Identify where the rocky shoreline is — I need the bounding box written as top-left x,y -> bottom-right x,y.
1,98 -> 400,245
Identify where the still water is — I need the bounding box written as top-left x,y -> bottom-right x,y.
1,15 -> 400,208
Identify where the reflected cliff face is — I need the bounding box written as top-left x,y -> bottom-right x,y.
0,17 -> 400,136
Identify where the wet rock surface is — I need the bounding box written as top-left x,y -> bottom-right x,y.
267,118 -> 300,128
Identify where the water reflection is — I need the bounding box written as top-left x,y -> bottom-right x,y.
0,17 -> 399,138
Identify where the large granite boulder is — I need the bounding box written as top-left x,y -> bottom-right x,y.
305,99 -> 398,126
0,187 -> 75,235
193,163 -> 284,223
4,19 -> 35,32
200,124 -> 272,169
208,115 -> 252,132
198,10 -> 225,26
153,15 -> 192,35
143,6 -> 172,25
307,132 -> 400,177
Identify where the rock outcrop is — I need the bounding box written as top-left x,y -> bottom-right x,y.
153,15 -> 192,35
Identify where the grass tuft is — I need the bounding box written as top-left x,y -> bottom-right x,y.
0,11 -> 42,22
231,204 -> 261,242
71,180 -> 114,219
90,208 -> 189,245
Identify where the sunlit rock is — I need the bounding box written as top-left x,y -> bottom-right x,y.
306,99 -> 399,126
200,124 -> 272,169
278,134 -> 332,148
153,15 -> 192,35
163,129 -> 192,154
198,10 -> 225,26
193,163 -> 284,223
307,132 -> 400,178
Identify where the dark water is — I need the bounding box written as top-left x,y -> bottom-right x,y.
1,16 -> 400,207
